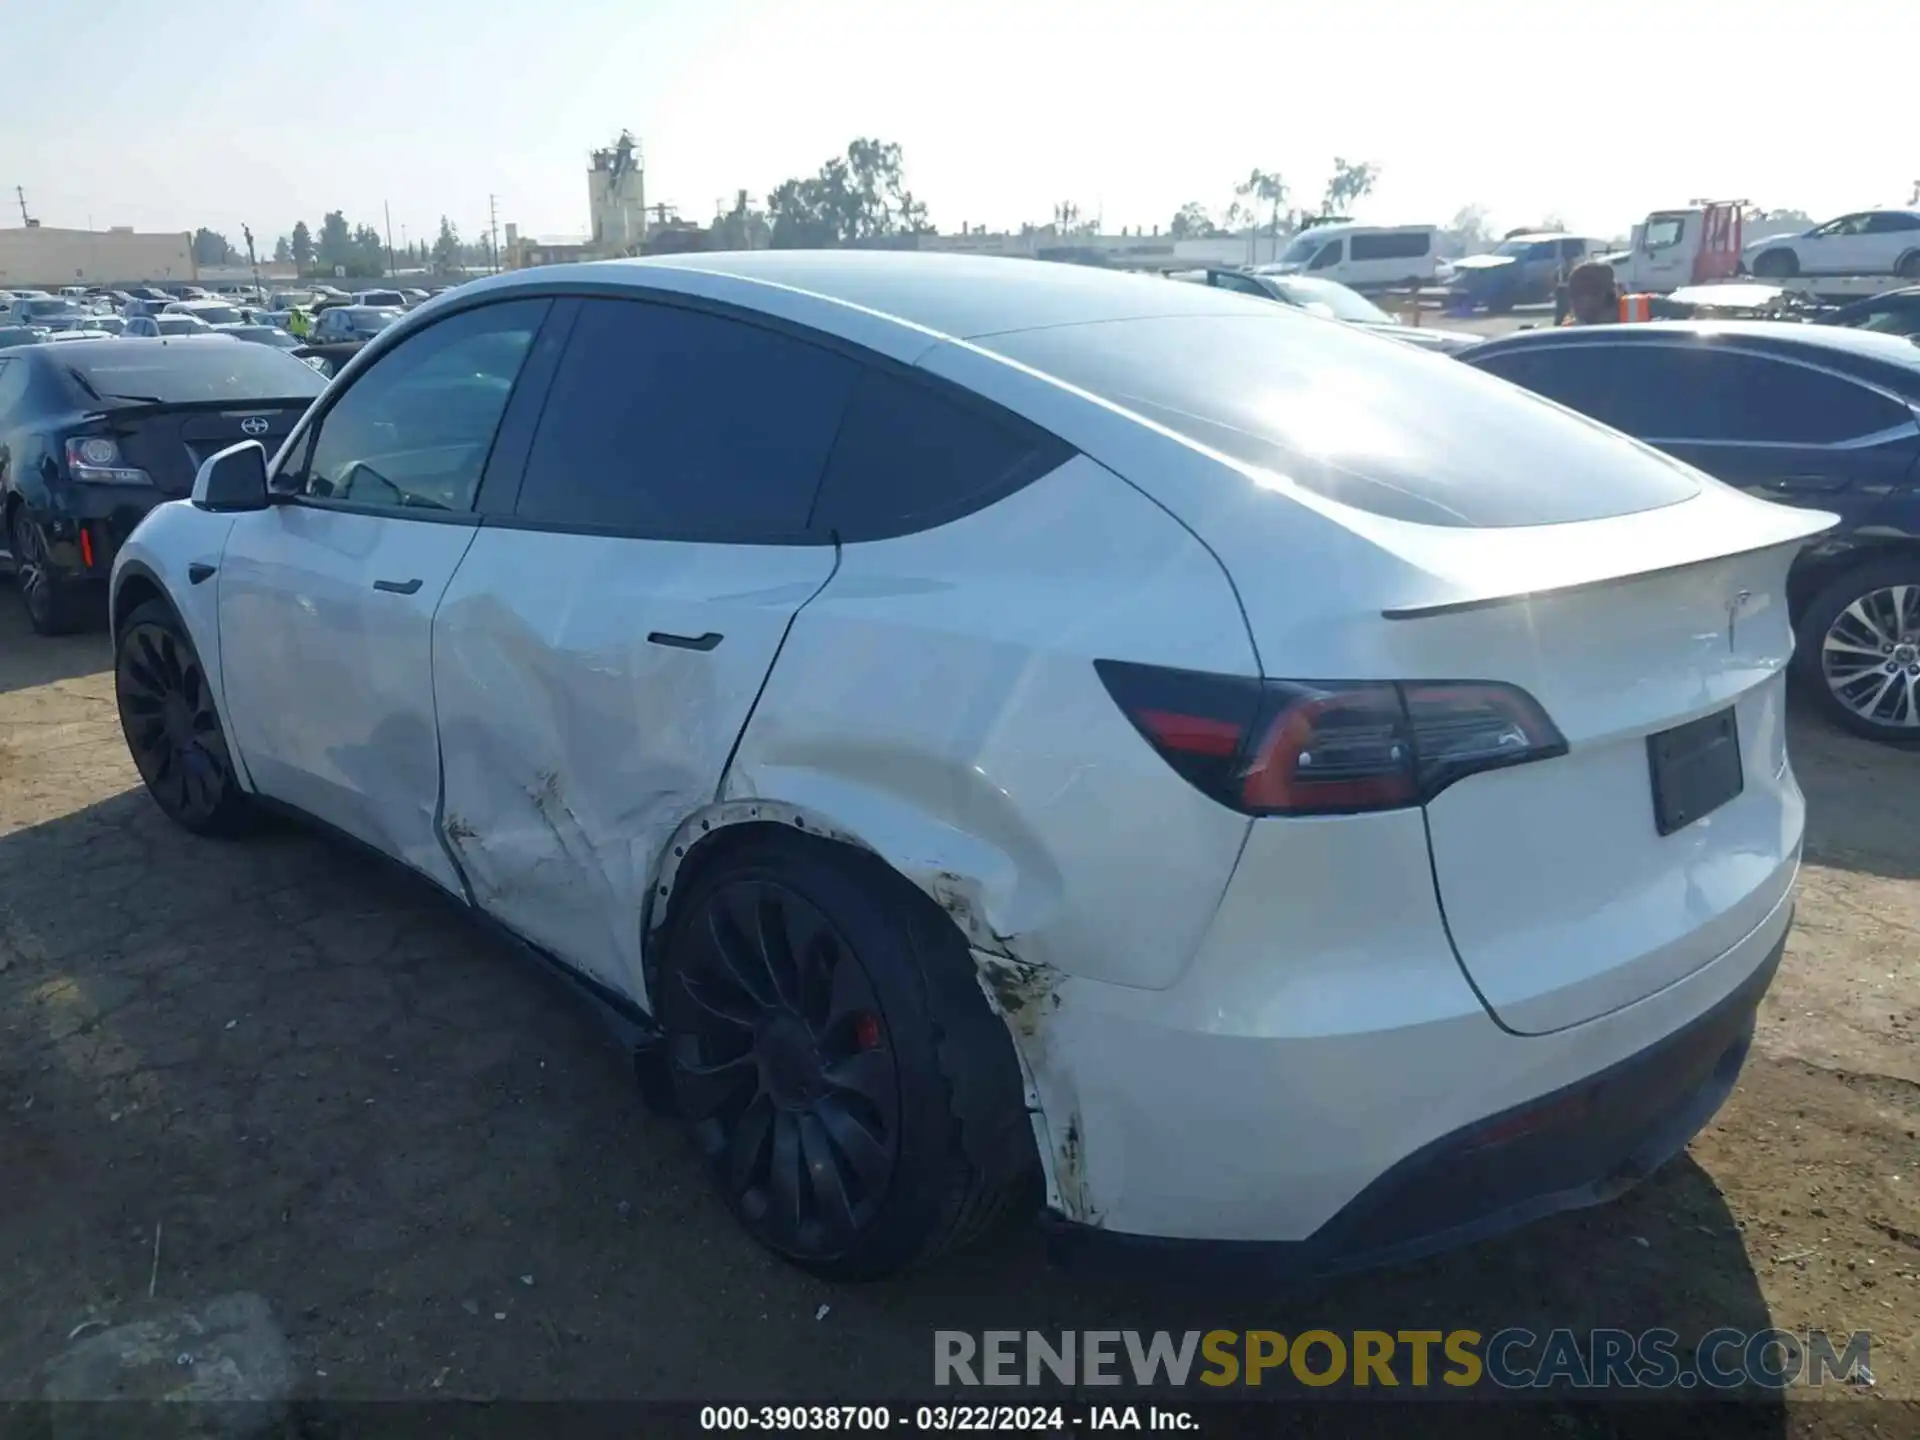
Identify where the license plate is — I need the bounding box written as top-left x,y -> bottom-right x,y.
1647,708 -> 1743,837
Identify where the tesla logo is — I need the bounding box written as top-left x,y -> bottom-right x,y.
240,417 -> 269,436
1727,590 -> 1752,653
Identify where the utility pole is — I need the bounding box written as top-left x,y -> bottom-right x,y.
488,194 -> 501,274
242,224 -> 261,300
383,202 -> 396,277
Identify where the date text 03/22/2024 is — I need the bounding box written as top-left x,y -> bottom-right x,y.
699,1405 -> 1194,1431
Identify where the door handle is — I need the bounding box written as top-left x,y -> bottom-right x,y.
1769,475 -> 1848,494
372,577 -> 423,595
647,630 -> 723,652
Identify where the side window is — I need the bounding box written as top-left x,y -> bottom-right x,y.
513,298 -> 858,540
1348,231 -> 1430,261
1608,348 -> 1911,444
1643,218 -> 1685,250
810,366 -> 1073,541
1865,212 -> 1920,234
0,358 -> 26,422
1309,239 -> 1343,270
1210,272 -> 1267,297
1471,345 -> 1631,429
291,297 -> 549,513
1559,238 -> 1588,260
1525,241 -> 1559,262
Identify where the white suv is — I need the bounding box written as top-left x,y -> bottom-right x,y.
110,252 -> 1824,1280
1745,209 -> 1920,280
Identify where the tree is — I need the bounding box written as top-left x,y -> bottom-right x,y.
191,228 -> 235,266
1443,203 -> 1493,257
1537,212 -> 1568,233
352,224 -> 386,275
431,216 -> 463,273
272,235 -> 292,264
766,138 -> 933,249
1319,158 -> 1379,218
1234,169 -> 1289,238
316,211 -> 352,271
1169,202 -> 1220,240
290,221 -> 313,272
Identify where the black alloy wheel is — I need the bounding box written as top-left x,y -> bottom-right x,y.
667,878 -> 900,1261
115,601 -> 254,833
11,508 -> 84,636
658,834 -> 1039,1279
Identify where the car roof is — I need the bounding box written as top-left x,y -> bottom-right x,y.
24,334 -> 236,358
450,250 -> 1269,349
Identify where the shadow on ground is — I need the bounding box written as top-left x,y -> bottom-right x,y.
0,788 -> 1789,1424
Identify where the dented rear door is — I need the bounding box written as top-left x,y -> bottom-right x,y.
430,294 -> 858,1002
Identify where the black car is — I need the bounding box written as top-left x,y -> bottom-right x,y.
1815,286 -> 1920,340
1461,321 -> 1920,742
0,336 -> 325,634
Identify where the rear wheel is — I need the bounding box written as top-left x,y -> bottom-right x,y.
1751,248 -> 1799,279
10,508 -> 92,636
1897,251 -> 1920,281
1795,558 -> 1920,744
115,599 -> 257,834
657,832 -> 1038,1279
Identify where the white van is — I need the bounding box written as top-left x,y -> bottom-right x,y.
1259,222 -> 1441,291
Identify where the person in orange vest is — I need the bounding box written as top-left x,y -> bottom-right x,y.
1561,260 -> 1623,325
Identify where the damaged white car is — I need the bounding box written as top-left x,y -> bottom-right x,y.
110,252 -> 1828,1282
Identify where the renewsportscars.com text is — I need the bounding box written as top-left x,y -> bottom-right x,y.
934,1328 -> 1872,1391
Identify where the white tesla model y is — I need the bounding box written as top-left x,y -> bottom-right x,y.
110,252 -> 1830,1280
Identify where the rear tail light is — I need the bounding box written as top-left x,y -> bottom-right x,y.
1096,660 -> 1567,817
64,436 -> 153,486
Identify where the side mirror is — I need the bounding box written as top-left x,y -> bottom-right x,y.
193,440 -> 270,513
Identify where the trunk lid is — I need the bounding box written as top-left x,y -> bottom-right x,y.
107,400 -> 308,497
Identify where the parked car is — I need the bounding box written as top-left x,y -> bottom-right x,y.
288,341 -> 363,377
0,326 -> 49,350
163,300 -> 247,329
44,329 -> 120,343
1449,233 -> 1602,314
124,314 -> 216,338
1259,222 -> 1443,290
1461,322 -> 1920,742
310,304 -> 404,343
111,252 -> 1816,1281
78,313 -> 128,336
353,289 -> 408,308
1,336 -> 325,634
1744,210 -> 1920,281
1179,268 -> 1479,353
6,296 -> 88,329
1814,285 -> 1920,340
223,324 -> 307,352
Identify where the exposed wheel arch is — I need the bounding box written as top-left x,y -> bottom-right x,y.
1751,248 -> 1799,279
110,565 -> 170,642
1897,249 -> 1920,281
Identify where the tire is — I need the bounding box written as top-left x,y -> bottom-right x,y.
657,831 -> 1038,1280
1792,557 -> 1920,744
1897,251 -> 1920,281
1751,248 -> 1799,279
10,507 -> 93,636
114,598 -> 258,834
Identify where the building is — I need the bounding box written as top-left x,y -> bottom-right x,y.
587,131 -> 646,255
0,224 -> 195,288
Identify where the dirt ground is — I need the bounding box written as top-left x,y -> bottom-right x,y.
0,595 -> 1915,1430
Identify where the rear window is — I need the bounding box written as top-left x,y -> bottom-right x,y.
64,343 -> 326,405
982,313 -> 1702,529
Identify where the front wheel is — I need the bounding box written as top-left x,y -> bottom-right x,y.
1751,248 -> 1799,279
1794,559 -> 1920,744
115,599 -> 258,834
657,832 -> 1038,1280
1896,251 -> 1920,281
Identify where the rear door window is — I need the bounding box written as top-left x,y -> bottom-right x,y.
511,298 -> 858,541
1606,347 -> 1912,443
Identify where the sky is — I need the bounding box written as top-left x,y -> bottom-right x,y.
4,0 -> 1915,250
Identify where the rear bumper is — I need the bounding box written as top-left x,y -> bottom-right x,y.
1042,905 -> 1786,1283
29,485 -> 164,583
